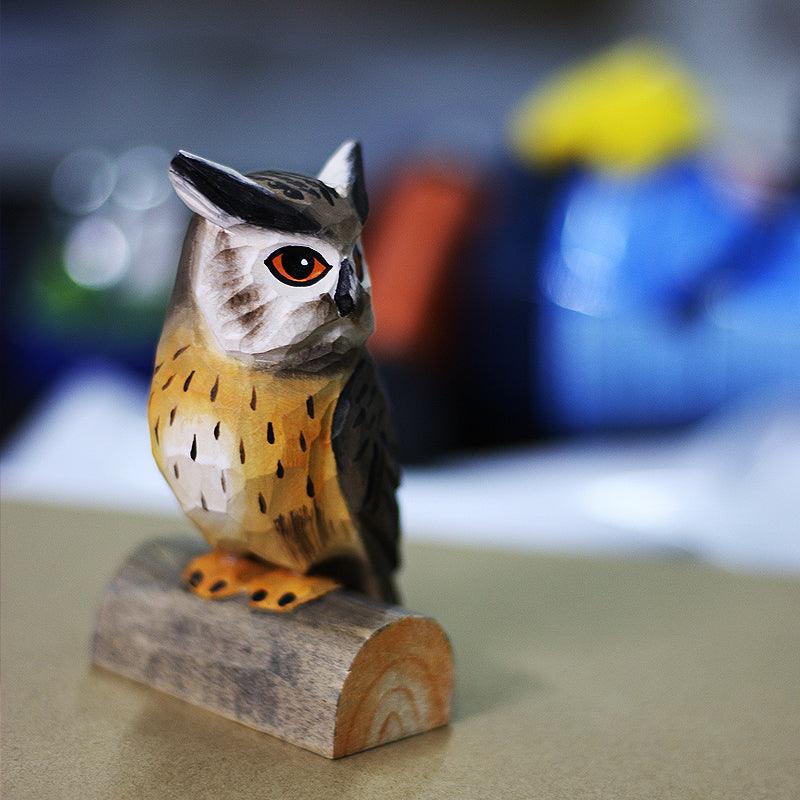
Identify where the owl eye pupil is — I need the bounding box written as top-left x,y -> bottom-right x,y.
280,247 -> 316,279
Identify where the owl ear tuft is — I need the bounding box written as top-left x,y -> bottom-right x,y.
317,141 -> 368,223
169,151 -> 320,233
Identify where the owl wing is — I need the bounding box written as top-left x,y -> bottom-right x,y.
331,354 -> 401,603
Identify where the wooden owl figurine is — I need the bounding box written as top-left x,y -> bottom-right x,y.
148,143 -> 400,612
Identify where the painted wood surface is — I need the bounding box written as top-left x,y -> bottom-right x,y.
91,537 -> 453,758
146,144 -> 401,604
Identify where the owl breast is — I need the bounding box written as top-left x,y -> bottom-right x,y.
147,328 -> 364,573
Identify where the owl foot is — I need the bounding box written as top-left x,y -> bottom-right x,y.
246,568 -> 339,613
182,549 -> 266,600
182,550 -> 339,612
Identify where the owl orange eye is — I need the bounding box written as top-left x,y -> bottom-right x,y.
265,246 -> 332,286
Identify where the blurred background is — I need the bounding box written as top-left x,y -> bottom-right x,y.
2,0 -> 799,571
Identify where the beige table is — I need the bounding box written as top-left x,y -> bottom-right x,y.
2,501 -> 799,799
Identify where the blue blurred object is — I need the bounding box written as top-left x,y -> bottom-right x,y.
537,159 -> 800,431
464,155 -> 800,438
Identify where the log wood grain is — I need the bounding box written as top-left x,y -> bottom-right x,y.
91,537 -> 453,758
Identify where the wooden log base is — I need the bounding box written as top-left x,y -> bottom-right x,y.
91,538 -> 454,758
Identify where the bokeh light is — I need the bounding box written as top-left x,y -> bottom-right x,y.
51,149 -> 117,214
64,217 -> 130,289
113,146 -> 172,211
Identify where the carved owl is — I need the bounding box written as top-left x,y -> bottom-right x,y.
148,142 -> 400,611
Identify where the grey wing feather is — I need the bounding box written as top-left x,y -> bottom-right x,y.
332,354 -> 401,602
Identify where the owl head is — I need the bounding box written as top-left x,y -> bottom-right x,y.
167,142 -> 374,372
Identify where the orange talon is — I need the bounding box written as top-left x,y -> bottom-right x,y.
246,568 -> 339,613
182,549 -> 265,600
182,550 -> 339,612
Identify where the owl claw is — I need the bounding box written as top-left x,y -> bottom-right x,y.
181,549 -> 264,600
182,550 -> 339,611
246,568 -> 339,613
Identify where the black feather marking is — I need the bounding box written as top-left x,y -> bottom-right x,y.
210,375 -> 219,401
190,434 -> 197,461
306,395 -> 315,419
258,492 -> 267,514
239,438 -> 246,464
161,374 -> 175,390
154,418 -> 159,444
276,460 -> 284,479
173,463 -> 180,479
318,184 -> 336,206
331,398 -> 350,438
267,181 -> 303,199
311,501 -> 335,547
213,421 -> 220,439
299,431 -> 306,451
172,344 -> 190,360
153,362 -> 163,375
170,406 -> 177,425
348,142 -> 369,223
200,493 -> 208,511
250,386 -> 257,410
273,507 -> 317,563
170,151 -> 321,233
306,476 -> 315,498
183,370 -> 195,391
220,472 -> 227,493
267,422 -> 275,444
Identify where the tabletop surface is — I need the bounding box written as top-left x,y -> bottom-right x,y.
2,500 -> 799,799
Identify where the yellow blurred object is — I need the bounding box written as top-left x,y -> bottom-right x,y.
510,41 -> 711,174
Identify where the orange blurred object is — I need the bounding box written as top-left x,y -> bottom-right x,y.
364,162 -> 480,363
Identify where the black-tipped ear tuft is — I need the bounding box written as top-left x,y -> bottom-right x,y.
317,141 -> 369,224
348,143 -> 368,224
169,151 -> 321,233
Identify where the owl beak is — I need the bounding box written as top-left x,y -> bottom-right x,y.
334,259 -> 360,317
